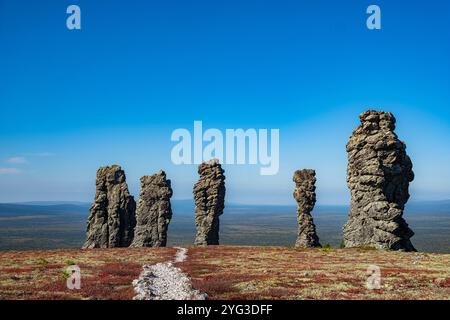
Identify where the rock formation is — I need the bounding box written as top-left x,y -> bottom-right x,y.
131,171 -> 173,247
193,159 -> 226,246
293,169 -> 321,248
83,165 -> 136,248
343,110 -> 415,251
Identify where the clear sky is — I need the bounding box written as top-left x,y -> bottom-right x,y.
1,0 -> 449,205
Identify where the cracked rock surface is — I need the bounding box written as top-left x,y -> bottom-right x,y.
343,110 -> 415,251
293,169 -> 321,248
83,165 -> 136,248
131,171 -> 173,247
193,159 -> 226,246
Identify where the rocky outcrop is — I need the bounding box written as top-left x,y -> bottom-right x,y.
293,169 -> 321,248
131,171 -> 173,247
193,159 -> 226,246
343,110 -> 415,251
83,165 -> 136,248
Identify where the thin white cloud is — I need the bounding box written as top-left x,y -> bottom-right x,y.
6,156 -> 27,164
25,152 -> 55,157
0,168 -> 22,174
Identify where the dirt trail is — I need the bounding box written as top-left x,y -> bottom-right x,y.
132,247 -> 206,300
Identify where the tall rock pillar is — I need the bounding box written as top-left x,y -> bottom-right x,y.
83,165 -> 136,248
344,110 -> 415,251
193,159 -> 226,246
131,171 -> 173,247
293,169 -> 321,248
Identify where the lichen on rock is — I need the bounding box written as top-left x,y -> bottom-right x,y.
293,169 -> 321,248
193,159 -> 226,246
131,170 -> 173,247
343,110 -> 416,251
83,165 -> 136,248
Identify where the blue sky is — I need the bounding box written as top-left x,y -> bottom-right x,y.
0,0 -> 449,204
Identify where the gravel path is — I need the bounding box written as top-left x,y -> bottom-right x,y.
132,247 -> 207,300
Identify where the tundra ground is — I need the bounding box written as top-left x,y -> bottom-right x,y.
0,246 -> 448,300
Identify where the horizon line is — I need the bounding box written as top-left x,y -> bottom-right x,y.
2,198 -> 450,207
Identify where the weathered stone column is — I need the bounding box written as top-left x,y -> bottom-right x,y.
293,169 -> 321,248
193,159 -> 226,246
343,110 -> 415,251
131,171 -> 173,247
83,165 -> 136,248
